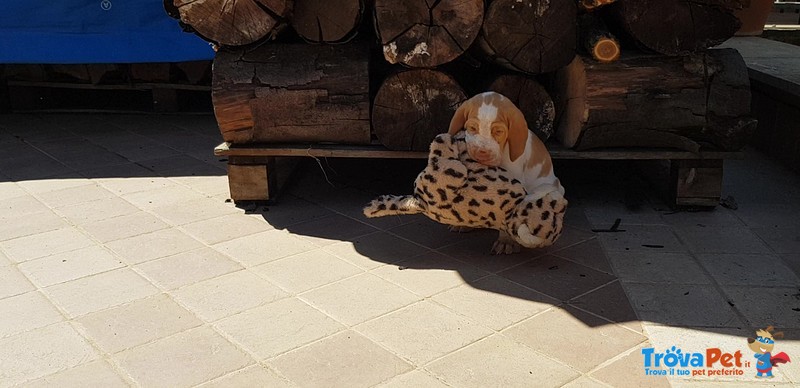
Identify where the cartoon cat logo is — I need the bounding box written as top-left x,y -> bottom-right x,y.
747,326 -> 791,378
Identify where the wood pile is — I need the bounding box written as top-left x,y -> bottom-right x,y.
167,0 -> 756,152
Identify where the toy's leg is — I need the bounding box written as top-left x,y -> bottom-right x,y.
766,371 -> 773,378
492,230 -> 522,255
516,224 -> 546,248
757,372 -> 763,377
449,225 -> 476,233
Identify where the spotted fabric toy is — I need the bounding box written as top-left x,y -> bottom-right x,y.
363,133 -> 567,251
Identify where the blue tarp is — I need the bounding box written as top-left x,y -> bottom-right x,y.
0,1 -> 215,64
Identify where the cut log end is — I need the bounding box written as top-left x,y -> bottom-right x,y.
579,0 -> 618,11
487,75 -> 555,141
372,69 -> 466,151
592,38 -> 621,63
173,0 -> 292,47
290,0 -> 364,43
374,0 -> 484,68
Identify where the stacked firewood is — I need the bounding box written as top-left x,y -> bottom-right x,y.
168,0 -> 756,152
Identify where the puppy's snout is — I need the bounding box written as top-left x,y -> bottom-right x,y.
475,149 -> 492,158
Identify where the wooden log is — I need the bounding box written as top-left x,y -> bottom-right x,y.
579,13 -> 620,63
578,0 -> 617,12
212,43 -> 371,144
290,0 -> 364,43
374,0 -> 484,68
476,0 -> 577,74
486,75 -> 555,141
608,0 -> 741,55
553,49 -> 756,151
172,0 -> 292,47
372,69 -> 466,151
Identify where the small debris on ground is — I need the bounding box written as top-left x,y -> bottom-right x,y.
719,195 -> 738,210
592,218 -> 625,233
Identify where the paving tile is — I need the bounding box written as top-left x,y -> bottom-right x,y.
371,252 -> 488,297
0,249 -> 10,267
504,306 -> 646,372
771,329 -> 800,384
0,291 -> 63,339
752,227 -> 800,254
0,227 -> 95,263
212,230 -> 318,267
136,248 -> 242,290
115,326 -> 253,388
121,184 -> 206,210
2,195 -> 49,218
251,249 -> 362,294
357,301 -> 492,365
37,141 -> 129,171
660,208 -> 744,227
562,206 -> 593,232
597,225 -> 686,253
215,297 -> 345,360
43,268 -> 159,318
81,211 -> 169,243
426,334 -> 580,388
437,229 -> 539,273
269,330 -> 412,388
137,155 -> 219,175
554,238 -> 613,274
590,343 -> 670,388
498,255 -> 616,301
0,265 -> 36,299
723,286 -> 800,329
0,154 -> 74,181
171,270 -> 288,322
169,175 -> 229,197
608,251 -> 712,284
301,273 -> 420,326
0,181 -> 27,201
89,166 -> 174,195
561,376 -> 610,388
20,359 -> 129,388
15,176 -> 93,196
377,370 -> 450,387
733,204 -> 800,229
541,226 -> 598,254
182,213 -> 272,245
0,210 -> 66,242
431,275 -> 559,331
674,226 -> 771,254
388,219 -> 470,250
569,281 -> 640,330
624,284 -> 742,327
323,231 -> 430,270
255,196 -> 335,229
584,204 -> 665,228
55,196 -> 140,225
198,365 -> 295,388
696,253 -> 800,286
0,322 -> 98,386
105,228 -> 205,265
151,197 -> 240,226
76,293 -> 202,354
288,214 -> 379,247
780,253 -> 800,278
19,245 -> 124,288
36,184 -> 115,209
644,326 -> 790,383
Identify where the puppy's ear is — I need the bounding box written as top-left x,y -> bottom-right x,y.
448,99 -> 470,135
507,108 -> 529,162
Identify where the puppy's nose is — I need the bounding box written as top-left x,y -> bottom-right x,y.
475,149 -> 492,158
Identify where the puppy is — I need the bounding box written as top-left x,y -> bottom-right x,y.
448,91 -> 565,254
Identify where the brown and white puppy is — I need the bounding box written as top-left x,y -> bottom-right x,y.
448,91 -> 565,254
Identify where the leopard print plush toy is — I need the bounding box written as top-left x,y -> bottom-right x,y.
364,133 -> 567,250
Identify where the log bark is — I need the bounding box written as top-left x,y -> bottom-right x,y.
372,69 -> 466,151
212,43 -> 371,144
578,0 -> 617,12
374,0 -> 484,68
290,0 -> 364,43
608,0 -> 741,55
172,0 -> 292,47
487,75 -> 555,141
553,49 -> 756,151
477,0 -> 577,74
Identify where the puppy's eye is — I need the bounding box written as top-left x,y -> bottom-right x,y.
466,125 -> 478,133
491,127 -> 506,136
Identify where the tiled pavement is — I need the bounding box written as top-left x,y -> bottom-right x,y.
1,113 -> 799,387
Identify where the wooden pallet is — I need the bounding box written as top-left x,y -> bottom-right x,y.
215,142 -> 742,207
